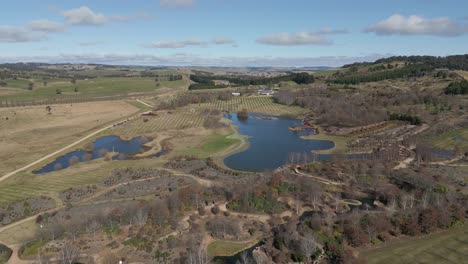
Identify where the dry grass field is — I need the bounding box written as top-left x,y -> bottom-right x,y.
0,101 -> 140,176
456,70 -> 468,79
361,224 -> 468,264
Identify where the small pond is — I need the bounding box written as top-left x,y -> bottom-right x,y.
223,113 -> 371,171
34,135 -> 147,174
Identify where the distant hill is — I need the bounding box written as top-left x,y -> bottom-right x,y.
342,54 -> 468,71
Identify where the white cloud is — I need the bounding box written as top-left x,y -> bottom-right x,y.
257,32 -> 331,46
317,27 -> 349,35
160,0 -> 194,8
62,6 -> 108,25
28,20 -> 65,32
146,39 -> 207,48
212,37 -> 236,45
366,14 -> 468,36
78,41 -> 106,46
0,26 -> 45,43
0,53 -> 392,67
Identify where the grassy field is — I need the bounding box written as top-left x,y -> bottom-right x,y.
431,128 -> 468,152
207,240 -> 258,256
173,133 -> 239,158
301,127 -> 351,154
361,224 -> 468,264
456,71 -> 468,80
0,101 -> 139,176
0,77 -> 188,101
0,218 -> 38,245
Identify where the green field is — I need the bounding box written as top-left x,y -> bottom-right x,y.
0,77 -> 187,101
362,225 -> 468,264
431,128 -> 468,152
207,240 -> 258,256
174,134 -> 239,158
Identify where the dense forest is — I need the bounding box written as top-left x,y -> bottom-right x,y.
188,72 -> 314,90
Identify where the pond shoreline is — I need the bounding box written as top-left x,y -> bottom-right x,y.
221,112 -> 336,171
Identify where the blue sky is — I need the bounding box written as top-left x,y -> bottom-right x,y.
0,0 -> 467,66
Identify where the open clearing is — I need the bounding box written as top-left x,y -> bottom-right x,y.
431,128 -> 468,152
207,240 -> 259,256
456,70 -> 468,80
0,101 -> 140,176
361,224 -> 468,264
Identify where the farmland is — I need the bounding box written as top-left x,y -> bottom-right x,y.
361,224 -> 468,264
0,76 -> 189,103
0,101 -> 140,176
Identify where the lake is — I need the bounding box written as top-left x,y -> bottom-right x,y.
223,113 -> 335,171
34,135 -> 147,174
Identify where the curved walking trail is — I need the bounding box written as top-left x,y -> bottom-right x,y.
0,100 -> 153,184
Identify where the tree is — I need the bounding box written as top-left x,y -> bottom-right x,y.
299,237 -> 318,262
28,82 -> 34,90
56,89 -> 62,95
237,109 -> 249,119
68,156 -> 79,166
46,106 -> 52,114
43,81 -> 48,87
59,243 -> 80,264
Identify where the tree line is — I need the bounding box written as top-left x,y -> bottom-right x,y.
343,54 -> 468,71
388,113 -> 422,125
188,72 -> 314,90
332,64 -> 434,85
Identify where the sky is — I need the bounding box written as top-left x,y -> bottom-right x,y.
0,0 -> 467,67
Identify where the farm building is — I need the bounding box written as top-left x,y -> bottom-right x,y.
258,89 -> 274,95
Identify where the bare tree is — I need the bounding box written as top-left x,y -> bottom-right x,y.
299,237 -> 318,262
59,243 -> 80,264
236,251 -> 254,264
132,208 -> 148,226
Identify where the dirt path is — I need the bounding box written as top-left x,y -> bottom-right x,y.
0,100 -> 148,184
294,168 -> 344,186
136,99 -> 154,108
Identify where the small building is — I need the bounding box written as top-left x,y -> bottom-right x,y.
231,92 -> 241,96
259,89 -> 274,95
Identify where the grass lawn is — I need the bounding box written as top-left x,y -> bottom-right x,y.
361,224 -> 468,264
431,128 -> 468,152
0,218 -> 38,245
174,134 -> 239,158
207,240 -> 258,256
22,239 -> 46,257
301,127 -> 351,154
